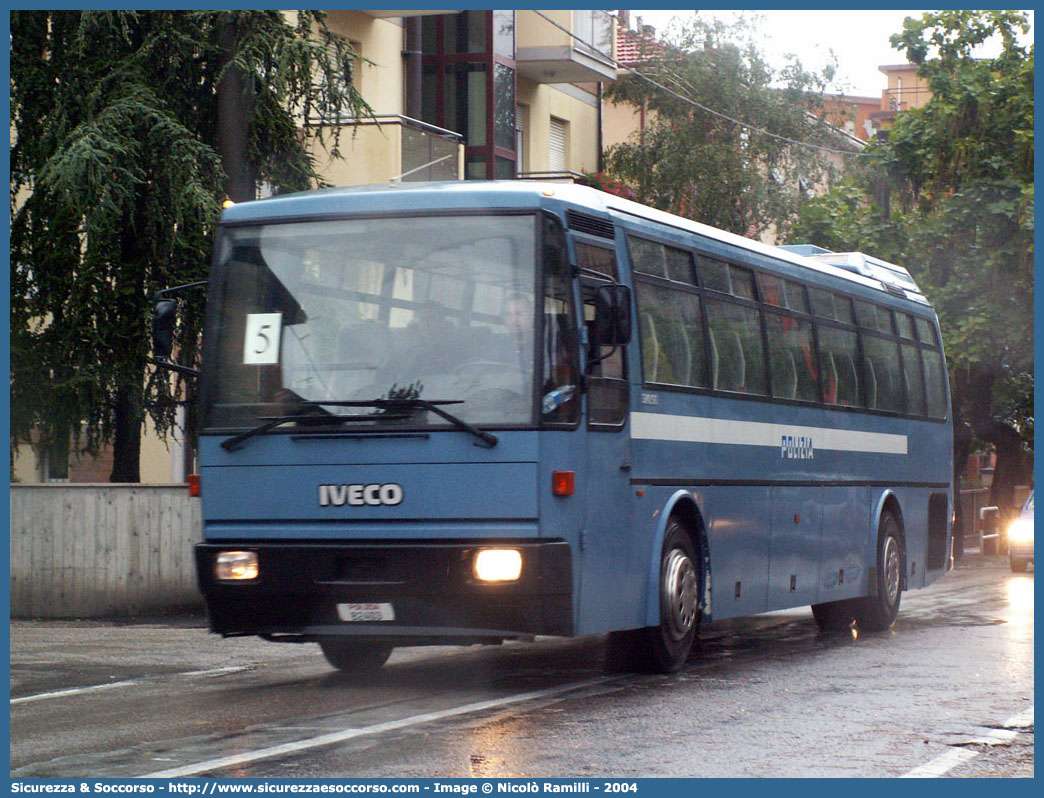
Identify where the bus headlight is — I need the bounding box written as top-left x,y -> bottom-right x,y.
1007,518 -> 1034,543
215,551 -> 259,581
473,548 -> 523,582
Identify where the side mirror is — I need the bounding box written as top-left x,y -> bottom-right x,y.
591,284 -> 632,347
152,297 -> 177,361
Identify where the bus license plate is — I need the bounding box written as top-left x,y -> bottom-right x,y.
336,603 -> 395,622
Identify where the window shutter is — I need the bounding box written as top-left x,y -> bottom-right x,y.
549,117 -> 567,172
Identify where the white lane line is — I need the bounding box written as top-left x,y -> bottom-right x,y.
900,707 -> 1034,778
11,666 -> 249,706
178,666 -> 250,679
11,679 -> 141,705
142,675 -> 621,778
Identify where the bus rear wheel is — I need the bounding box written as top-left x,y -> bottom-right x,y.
853,512 -> 903,632
811,599 -> 855,632
611,520 -> 700,674
318,639 -> 393,673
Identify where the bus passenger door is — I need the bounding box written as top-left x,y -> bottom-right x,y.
574,237 -> 638,632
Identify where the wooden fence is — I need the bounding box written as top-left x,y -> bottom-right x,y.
10,484 -> 203,618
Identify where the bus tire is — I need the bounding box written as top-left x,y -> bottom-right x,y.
853,512 -> 903,632
632,519 -> 701,674
811,599 -> 855,632
318,639 -> 393,673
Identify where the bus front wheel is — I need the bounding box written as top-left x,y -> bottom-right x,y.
853,512 -> 903,632
609,520 -> 700,674
318,639 -> 393,673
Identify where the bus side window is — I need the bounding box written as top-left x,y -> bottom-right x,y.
577,241 -> 627,427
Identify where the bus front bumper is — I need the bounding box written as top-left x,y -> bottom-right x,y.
195,540 -> 573,643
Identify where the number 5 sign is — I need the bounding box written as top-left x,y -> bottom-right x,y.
243,313 -> 283,364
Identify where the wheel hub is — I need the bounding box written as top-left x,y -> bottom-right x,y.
663,548 -> 699,640
884,535 -> 901,606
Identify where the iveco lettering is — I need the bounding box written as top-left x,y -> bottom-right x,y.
154,181 -> 954,674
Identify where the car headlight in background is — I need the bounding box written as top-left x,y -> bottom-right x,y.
1007,518 -> 1034,543
473,548 -> 523,582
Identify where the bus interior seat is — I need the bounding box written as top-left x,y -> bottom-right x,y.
771,348 -> 798,399
708,329 -> 720,389
863,358 -> 878,409
819,350 -> 837,403
717,330 -> 745,392
673,322 -> 693,385
640,312 -> 660,383
835,352 -> 858,406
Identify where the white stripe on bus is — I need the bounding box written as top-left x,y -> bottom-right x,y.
630,412 -> 908,455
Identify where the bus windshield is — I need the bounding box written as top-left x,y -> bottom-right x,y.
203,214 -> 544,432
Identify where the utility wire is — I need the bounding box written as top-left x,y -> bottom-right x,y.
532,9 -> 869,158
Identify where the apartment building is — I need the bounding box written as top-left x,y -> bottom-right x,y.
12,9 -> 619,484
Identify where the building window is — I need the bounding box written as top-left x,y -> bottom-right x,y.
549,117 -> 567,173
421,11 -> 517,180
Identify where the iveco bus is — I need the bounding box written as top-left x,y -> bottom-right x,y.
159,181 -> 954,673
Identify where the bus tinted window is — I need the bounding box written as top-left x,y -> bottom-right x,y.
862,336 -> 904,412
665,247 -> 696,284
699,256 -> 754,299
628,236 -> 667,278
758,274 -> 809,314
705,299 -> 767,395
901,343 -> 927,416
817,325 -> 862,407
923,349 -> 948,417
636,283 -> 707,388
764,312 -> 818,402
578,241 -> 617,278
856,300 -> 893,334
629,237 -> 696,285
895,312 -> 915,340
914,316 -> 936,344
809,287 -> 854,324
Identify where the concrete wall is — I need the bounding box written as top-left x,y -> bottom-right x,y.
10,484 -> 203,619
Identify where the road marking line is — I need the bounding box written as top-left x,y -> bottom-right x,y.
142,675 -> 621,778
11,679 -> 142,705
900,707 -> 1034,778
177,666 -> 250,679
11,666 -> 249,705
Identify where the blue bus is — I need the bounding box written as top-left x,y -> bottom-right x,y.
164,181 -> 953,674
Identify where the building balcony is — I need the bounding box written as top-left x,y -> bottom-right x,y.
361,11 -> 460,19
306,115 -> 463,187
516,9 -> 617,84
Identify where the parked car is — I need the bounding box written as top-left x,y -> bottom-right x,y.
1008,491 -> 1034,572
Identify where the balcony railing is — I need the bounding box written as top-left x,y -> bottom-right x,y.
306,115 -> 463,185
394,116 -> 462,182
572,9 -> 613,59
881,86 -> 933,113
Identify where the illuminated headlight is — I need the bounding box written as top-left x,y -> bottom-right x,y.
473,548 -> 523,582
1007,518 -> 1034,543
215,551 -> 259,581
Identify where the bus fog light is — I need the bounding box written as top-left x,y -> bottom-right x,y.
215,551 -> 259,581
474,549 -> 522,582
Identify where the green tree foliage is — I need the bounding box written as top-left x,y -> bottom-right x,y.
11,11 -> 372,481
788,11 -> 1033,516
603,13 -> 851,237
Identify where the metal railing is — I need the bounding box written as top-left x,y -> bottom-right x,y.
572,9 -> 613,59
881,87 -> 933,113
309,114 -> 463,183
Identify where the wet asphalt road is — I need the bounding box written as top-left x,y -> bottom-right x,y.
9,554 -> 1033,778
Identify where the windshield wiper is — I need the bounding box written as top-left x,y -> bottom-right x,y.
375,397 -> 498,449
220,401 -> 410,452
220,398 -> 497,452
